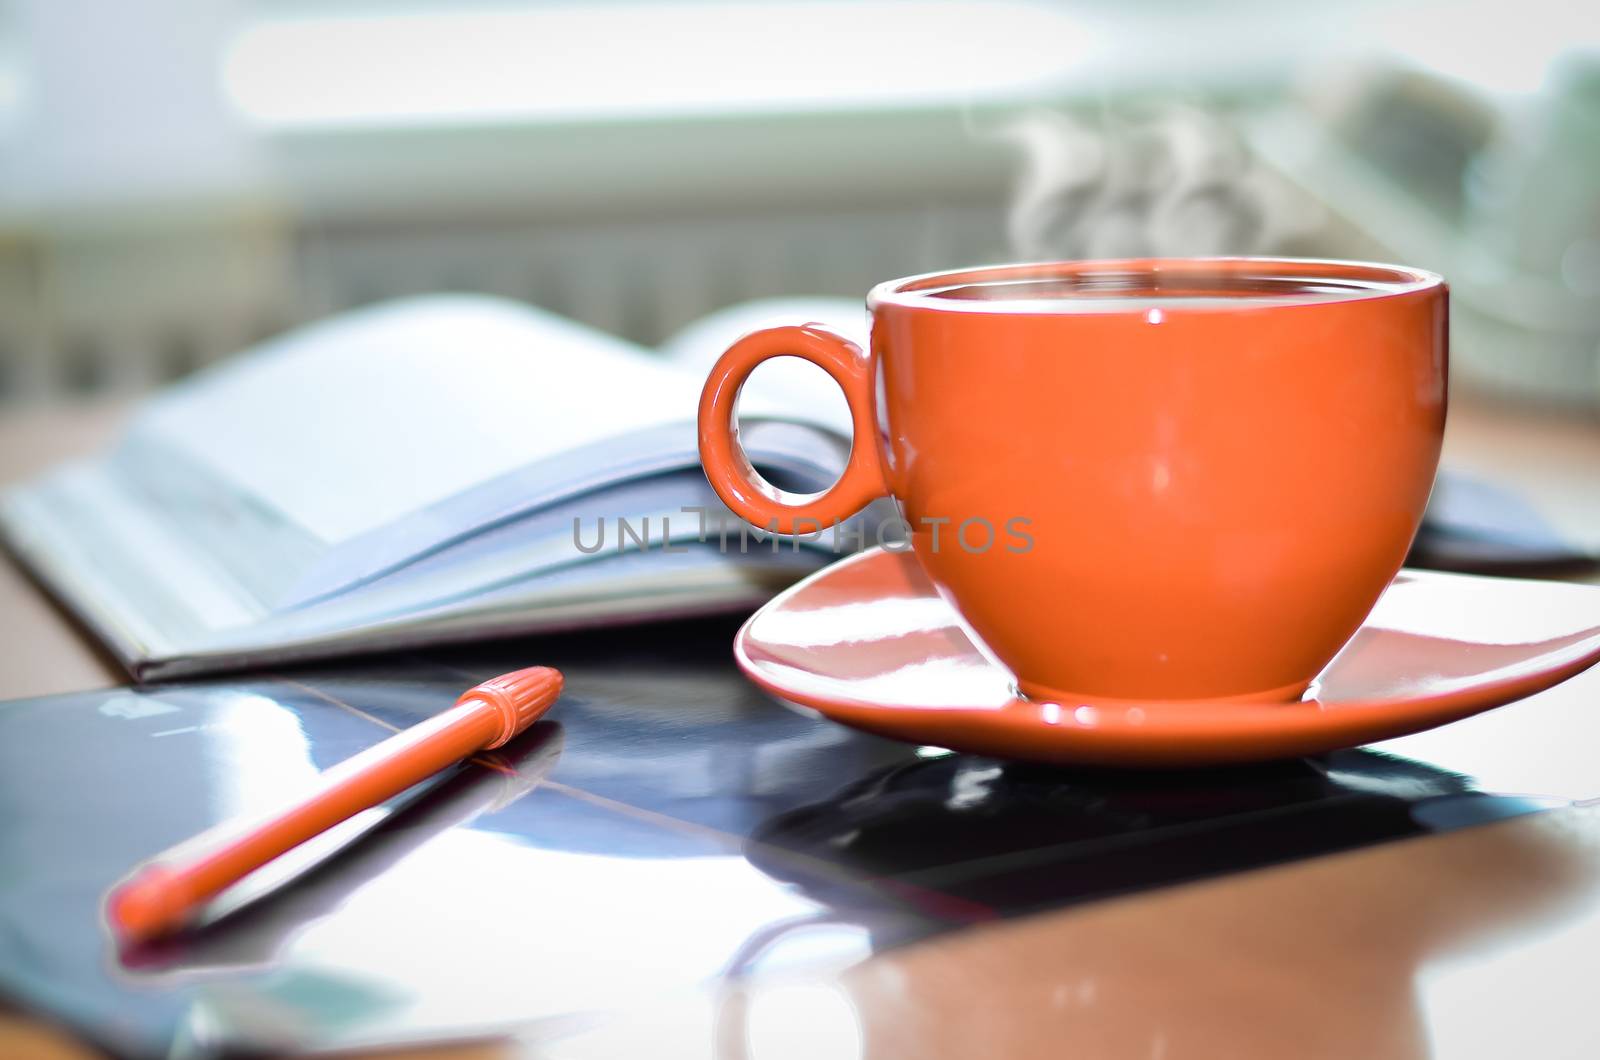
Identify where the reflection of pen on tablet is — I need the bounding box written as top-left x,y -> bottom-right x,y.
120,723 -> 566,974
104,666 -> 563,945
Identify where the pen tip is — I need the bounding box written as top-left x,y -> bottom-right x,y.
106,865 -> 186,945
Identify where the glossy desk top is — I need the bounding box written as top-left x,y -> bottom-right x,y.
557,800 -> 1600,1060
1,623 -> 1598,1057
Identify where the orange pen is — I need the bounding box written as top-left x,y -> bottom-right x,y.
105,665 -> 563,944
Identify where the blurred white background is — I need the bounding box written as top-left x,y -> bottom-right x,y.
0,0 -> 1596,406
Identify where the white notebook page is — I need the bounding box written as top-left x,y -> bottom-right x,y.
131,295 -> 705,543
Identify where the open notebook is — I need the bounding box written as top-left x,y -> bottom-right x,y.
0,295 -> 867,680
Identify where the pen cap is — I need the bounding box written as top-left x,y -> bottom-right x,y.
461,666 -> 564,748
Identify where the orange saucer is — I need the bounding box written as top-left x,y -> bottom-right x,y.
734,548 -> 1600,767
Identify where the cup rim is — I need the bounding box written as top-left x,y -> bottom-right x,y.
866,256 -> 1445,315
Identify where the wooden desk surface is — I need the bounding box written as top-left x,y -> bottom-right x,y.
1,392 -> 1597,1058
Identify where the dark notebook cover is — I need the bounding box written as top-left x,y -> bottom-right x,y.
0,617 -> 1586,1057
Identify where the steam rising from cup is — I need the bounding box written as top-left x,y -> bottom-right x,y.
991,104 -> 1316,261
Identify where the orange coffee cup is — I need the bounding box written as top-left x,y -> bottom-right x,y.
699,258 -> 1447,704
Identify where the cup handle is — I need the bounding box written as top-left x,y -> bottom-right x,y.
698,324 -> 887,535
